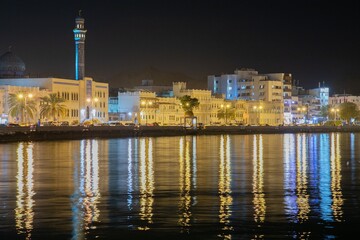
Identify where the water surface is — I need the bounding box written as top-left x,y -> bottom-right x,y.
1,133 -> 360,239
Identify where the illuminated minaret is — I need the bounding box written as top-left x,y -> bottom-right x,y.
73,11 -> 87,80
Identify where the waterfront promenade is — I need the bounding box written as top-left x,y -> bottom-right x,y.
1,125 -> 360,142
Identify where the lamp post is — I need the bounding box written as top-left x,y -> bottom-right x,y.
18,93 -> 33,125
86,97 -> 99,121
331,108 -> 339,121
141,100 -> 153,125
221,103 -> 231,125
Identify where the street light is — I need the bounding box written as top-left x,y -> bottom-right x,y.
331,108 -> 339,120
221,103 -> 231,125
253,105 -> 263,125
86,97 -> 99,121
141,100 -> 153,125
18,93 -> 33,125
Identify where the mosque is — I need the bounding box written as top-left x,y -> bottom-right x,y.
0,13 -> 109,124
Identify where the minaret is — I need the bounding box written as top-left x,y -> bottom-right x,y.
73,10 -> 87,80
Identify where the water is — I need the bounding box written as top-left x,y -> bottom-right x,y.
1,133 -> 360,239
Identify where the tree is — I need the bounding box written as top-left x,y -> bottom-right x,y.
320,105 -> 330,118
40,93 -> 67,121
339,102 -> 360,123
217,105 -> 235,124
8,93 -> 37,123
178,95 -> 200,117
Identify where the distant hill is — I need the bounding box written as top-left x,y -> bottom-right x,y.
108,66 -> 207,89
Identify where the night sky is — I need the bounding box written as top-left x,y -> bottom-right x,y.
1,0 -> 359,94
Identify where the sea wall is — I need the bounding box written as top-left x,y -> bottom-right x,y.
1,125 -> 360,143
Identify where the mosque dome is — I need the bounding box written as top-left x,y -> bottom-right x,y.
0,50 -> 26,78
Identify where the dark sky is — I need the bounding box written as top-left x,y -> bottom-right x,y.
1,0 -> 360,94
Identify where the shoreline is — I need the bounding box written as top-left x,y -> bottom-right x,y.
1,125 -> 360,143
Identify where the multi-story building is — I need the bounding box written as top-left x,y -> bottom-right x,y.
292,84 -> 329,124
208,68 -> 288,124
207,68 -> 286,102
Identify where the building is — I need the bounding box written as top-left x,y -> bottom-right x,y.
329,94 -> 360,106
207,68 -> 286,102
292,84 -> 329,124
116,82 -> 282,126
0,13 -> 108,124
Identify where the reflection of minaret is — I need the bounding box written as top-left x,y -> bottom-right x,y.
73,10 -> 87,80
72,140 -> 100,239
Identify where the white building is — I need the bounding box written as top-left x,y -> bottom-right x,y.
207,68 -> 288,102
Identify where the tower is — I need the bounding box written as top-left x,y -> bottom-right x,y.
73,11 -> 87,80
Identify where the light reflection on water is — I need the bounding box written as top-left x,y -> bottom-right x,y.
0,133 -> 358,239
15,142 -> 35,240
72,139 -> 100,239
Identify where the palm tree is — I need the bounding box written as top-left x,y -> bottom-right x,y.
217,106 -> 235,124
40,93 -> 67,121
8,93 -> 37,123
179,95 -> 200,117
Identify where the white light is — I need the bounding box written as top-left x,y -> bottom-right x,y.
128,112 -> 132,116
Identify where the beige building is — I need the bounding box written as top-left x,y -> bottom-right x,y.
0,77 -> 108,124
117,82 -> 282,126
246,100 -> 284,126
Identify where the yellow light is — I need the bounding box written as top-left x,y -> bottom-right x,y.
94,98 -> 99,102
302,107 -> 306,111
253,106 -> 257,109
86,98 -> 91,103
18,94 -> 24,99
259,106 -> 263,110
28,93 -> 33,98
221,104 -> 224,108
